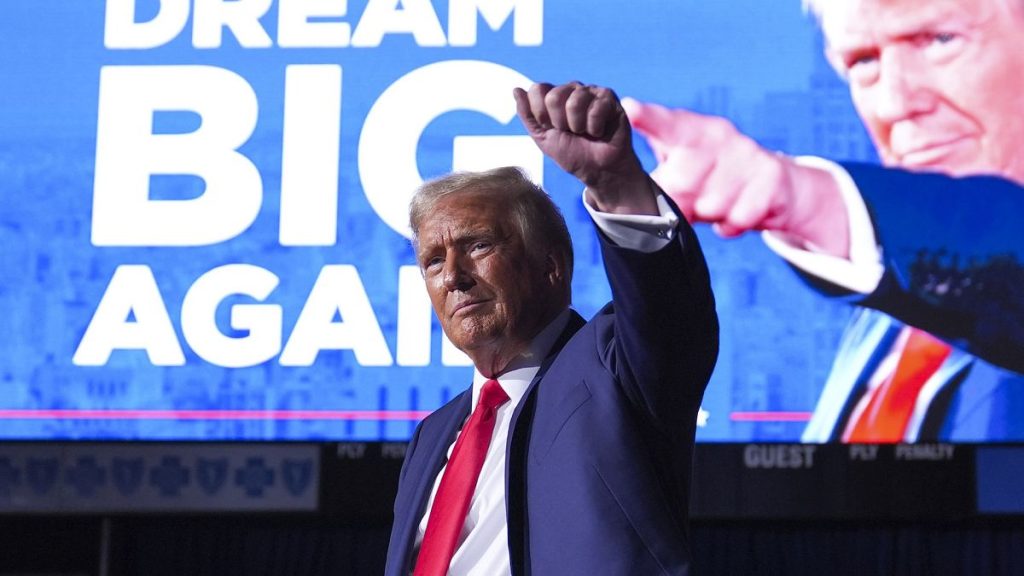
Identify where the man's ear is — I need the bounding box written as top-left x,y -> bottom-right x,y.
544,252 -> 564,287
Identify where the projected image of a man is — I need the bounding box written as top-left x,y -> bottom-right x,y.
625,0 -> 1024,442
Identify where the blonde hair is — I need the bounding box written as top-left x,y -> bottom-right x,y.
803,0 -> 1024,23
409,166 -> 574,290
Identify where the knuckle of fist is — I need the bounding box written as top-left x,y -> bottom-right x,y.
706,116 -> 738,140
565,96 -> 588,114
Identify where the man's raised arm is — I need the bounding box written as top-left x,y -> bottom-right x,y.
513,82 -> 659,216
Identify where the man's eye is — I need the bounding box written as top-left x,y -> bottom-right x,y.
846,51 -> 878,69
471,242 -> 491,252
916,31 -> 957,46
919,31 -> 962,60
839,48 -> 880,85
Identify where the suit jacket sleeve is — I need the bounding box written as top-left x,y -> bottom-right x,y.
594,191 -> 719,437
808,163 -> 1024,373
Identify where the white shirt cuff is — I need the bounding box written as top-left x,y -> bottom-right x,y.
761,156 -> 884,295
583,188 -> 679,253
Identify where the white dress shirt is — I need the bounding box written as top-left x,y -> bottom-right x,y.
761,156 -> 884,294
411,187 -> 678,575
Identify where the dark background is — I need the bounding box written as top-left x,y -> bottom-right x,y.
3,442 -> 1024,575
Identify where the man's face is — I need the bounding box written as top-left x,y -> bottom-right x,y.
822,0 -> 1024,185
415,191 -> 561,363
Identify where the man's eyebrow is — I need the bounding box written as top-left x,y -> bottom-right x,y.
831,39 -> 873,57
456,227 -> 500,243
414,227 -> 491,256
882,8 -> 979,41
831,5 -> 977,51
414,237 -> 441,257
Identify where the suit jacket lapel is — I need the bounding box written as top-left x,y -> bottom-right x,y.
803,308 -> 901,441
505,309 -> 585,575
509,309 -> 586,440
395,389 -> 472,573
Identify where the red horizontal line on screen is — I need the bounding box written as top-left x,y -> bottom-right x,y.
0,410 -> 432,421
729,411 -> 813,422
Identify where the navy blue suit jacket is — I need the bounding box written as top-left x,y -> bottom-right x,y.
803,164 -> 1024,441
385,205 -> 718,575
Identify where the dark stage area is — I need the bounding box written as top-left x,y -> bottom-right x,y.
2,443 -> 1024,575
4,515 -> 1024,576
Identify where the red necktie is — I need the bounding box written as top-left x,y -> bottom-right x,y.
414,379 -> 510,576
843,326 -> 952,443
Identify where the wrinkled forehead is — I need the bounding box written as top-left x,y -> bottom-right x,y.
414,191 -> 512,246
819,0 -> 1006,47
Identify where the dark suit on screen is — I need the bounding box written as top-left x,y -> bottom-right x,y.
385,201 -> 718,575
803,164 -> 1024,441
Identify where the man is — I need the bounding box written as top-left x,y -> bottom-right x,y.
384,82 -> 717,575
624,0 -> 1024,441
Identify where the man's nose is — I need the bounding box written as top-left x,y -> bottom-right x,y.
874,46 -> 936,122
441,253 -> 474,292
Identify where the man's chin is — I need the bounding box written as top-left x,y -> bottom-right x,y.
444,327 -> 493,354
